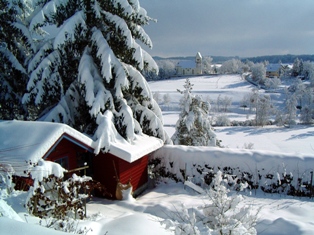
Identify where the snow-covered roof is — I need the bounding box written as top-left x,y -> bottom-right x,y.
0,120 -> 94,176
108,134 -> 164,163
266,63 -> 281,72
0,120 -> 163,176
176,60 -> 196,69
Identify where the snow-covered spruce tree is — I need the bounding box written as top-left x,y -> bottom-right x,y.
0,0 -> 34,120
23,0 -> 170,149
172,78 -> 216,146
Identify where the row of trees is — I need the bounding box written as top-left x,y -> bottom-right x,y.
0,0 -> 171,148
147,56 -> 314,82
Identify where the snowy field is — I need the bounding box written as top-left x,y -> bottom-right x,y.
150,75 -> 314,155
2,75 -> 314,235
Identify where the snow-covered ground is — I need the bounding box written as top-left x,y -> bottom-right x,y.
151,74 -> 314,155
2,74 -> 314,235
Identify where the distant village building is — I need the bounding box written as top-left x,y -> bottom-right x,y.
176,52 -> 203,76
266,63 -> 282,78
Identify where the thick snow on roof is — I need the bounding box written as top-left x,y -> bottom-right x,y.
266,63 -> 281,72
0,120 -> 94,176
108,134 -> 163,163
0,120 -> 163,176
176,60 -> 196,69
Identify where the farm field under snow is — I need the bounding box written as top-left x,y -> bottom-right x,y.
2,75 -> 314,235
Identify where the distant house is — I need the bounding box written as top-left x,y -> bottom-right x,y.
0,120 -> 163,199
266,64 -> 282,78
176,52 -> 203,76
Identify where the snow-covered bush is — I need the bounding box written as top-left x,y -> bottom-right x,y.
251,63 -> 266,85
264,77 -> 281,89
0,163 -> 15,197
162,171 -> 258,235
219,59 -> 244,74
40,218 -> 92,234
214,114 -> 231,126
26,160 -> 103,220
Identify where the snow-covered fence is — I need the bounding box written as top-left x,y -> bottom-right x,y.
150,145 -> 314,196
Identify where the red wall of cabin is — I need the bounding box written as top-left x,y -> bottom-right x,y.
45,138 -> 89,172
92,153 -> 148,199
42,136 -> 149,200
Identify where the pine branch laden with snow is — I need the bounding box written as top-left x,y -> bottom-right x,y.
78,46 -> 114,117
92,110 -> 126,154
0,0 -> 35,120
0,48 -> 27,75
24,50 -> 62,105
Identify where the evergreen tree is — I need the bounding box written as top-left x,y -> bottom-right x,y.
22,0 -> 171,151
0,0 -> 34,119
172,78 -> 216,146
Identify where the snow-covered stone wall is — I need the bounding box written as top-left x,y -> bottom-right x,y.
150,145 -> 314,196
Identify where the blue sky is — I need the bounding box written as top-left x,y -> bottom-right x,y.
140,0 -> 314,58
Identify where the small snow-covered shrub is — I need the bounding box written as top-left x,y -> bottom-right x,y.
243,142 -> 254,150
0,163 -> 14,197
162,171 -> 258,235
214,114 -> 231,126
26,173 -> 104,219
201,171 -> 257,235
26,160 -> 104,220
40,218 -> 92,234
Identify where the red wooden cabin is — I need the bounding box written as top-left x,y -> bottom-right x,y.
0,120 -> 163,199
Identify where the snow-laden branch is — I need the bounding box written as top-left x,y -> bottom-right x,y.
133,24 -> 153,48
28,40 -> 53,73
0,48 -> 27,74
11,22 -> 36,52
102,11 -> 155,71
78,47 -> 114,117
29,0 -> 70,30
128,0 -> 140,11
23,50 -> 60,104
112,0 -> 134,16
39,83 -> 80,124
115,98 -> 135,142
91,28 -> 129,97
92,111 -> 124,154
53,11 -> 87,49
124,64 -> 152,100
